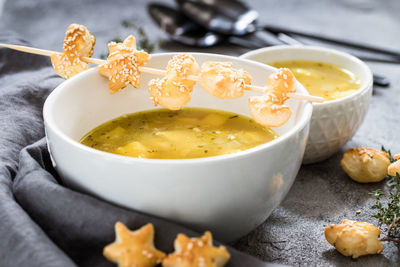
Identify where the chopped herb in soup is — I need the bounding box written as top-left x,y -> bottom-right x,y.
80,108 -> 278,159
270,60 -> 361,101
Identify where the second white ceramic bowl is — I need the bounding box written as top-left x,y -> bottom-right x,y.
241,46 -> 373,164
43,52 -> 312,242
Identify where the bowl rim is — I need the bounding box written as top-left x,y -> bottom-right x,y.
43,52 -> 313,164
240,45 -> 373,107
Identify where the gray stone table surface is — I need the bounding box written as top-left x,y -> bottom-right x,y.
1,0 -> 399,266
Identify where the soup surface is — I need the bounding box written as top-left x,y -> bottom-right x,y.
270,60 -> 361,101
80,108 -> 278,159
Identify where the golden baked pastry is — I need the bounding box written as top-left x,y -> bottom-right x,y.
325,219 -> 383,258
149,54 -> 199,110
198,61 -> 252,99
247,68 -> 296,127
264,68 -> 296,105
166,54 -> 200,88
149,77 -> 192,110
51,24 -> 96,79
341,147 -> 390,183
98,35 -> 149,93
388,157 -> 400,177
248,95 -> 291,127
162,231 -> 230,267
103,222 -> 166,267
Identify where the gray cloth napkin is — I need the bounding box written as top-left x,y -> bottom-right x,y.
0,30 -> 281,267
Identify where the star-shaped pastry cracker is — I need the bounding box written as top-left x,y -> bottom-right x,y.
98,35 -> 149,94
103,222 -> 166,267
163,231 -> 230,267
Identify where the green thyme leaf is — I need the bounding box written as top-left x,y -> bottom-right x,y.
370,148 -> 400,242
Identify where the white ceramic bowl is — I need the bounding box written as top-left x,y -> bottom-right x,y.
241,46 -> 373,164
43,53 -> 312,242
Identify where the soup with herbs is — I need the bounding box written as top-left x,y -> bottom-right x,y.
80,108 -> 279,159
270,60 -> 361,101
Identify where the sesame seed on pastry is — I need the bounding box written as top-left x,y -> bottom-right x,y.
51,24 -> 96,79
198,61 -> 252,99
148,54 -> 199,110
163,231 -> 230,267
98,35 -> 149,93
103,222 -> 166,267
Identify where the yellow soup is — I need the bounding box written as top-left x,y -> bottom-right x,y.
270,60 -> 361,101
80,108 -> 278,159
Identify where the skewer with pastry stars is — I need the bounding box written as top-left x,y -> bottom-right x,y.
0,26 -> 323,128
0,43 -> 323,105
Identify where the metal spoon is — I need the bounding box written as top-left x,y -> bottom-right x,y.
148,3 -> 222,47
148,3 -> 272,49
176,0 -> 391,86
175,0 -> 257,36
177,0 -> 400,59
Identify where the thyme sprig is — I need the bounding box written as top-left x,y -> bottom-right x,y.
121,20 -> 155,53
369,146 -> 400,243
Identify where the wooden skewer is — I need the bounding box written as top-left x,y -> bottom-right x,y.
0,43 -> 54,57
286,93 -> 324,102
0,43 -> 324,103
244,84 -> 324,102
0,43 -> 190,76
244,84 -> 325,102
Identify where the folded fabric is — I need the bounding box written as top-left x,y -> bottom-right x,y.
0,29 -> 279,267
